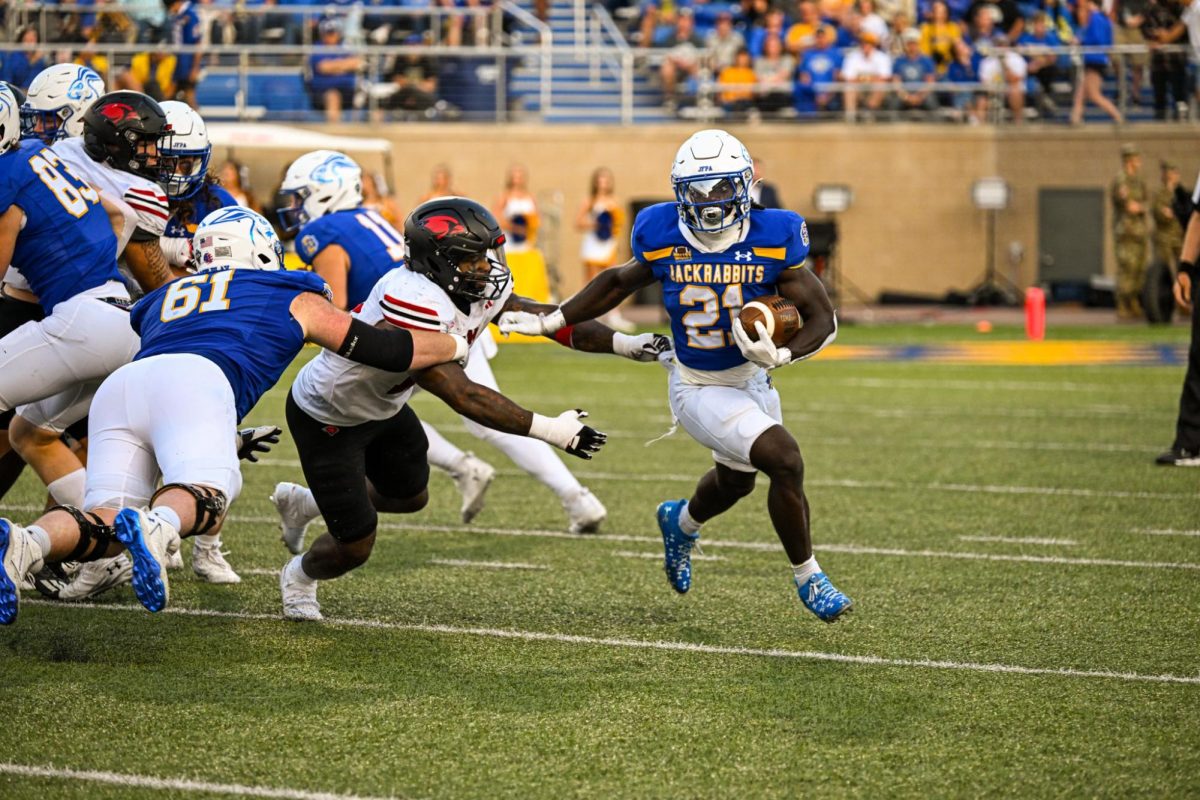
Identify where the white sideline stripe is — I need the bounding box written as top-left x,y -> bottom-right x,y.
428,558 -> 548,570
0,762 -> 396,800
240,568 -> 281,577
21,600 -> 1200,686
1135,528 -> 1200,537
613,549 -> 726,562
958,535 -> 1078,547
818,544 -> 1200,571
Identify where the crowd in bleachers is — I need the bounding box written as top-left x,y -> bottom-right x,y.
621,0 -> 1200,122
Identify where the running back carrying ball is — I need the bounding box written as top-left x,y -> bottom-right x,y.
739,295 -> 800,346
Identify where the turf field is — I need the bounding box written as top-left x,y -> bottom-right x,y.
2,322 -> 1198,799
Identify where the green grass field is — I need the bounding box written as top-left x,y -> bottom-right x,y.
2,322 -> 1198,799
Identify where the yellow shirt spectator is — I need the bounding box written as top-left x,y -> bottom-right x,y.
919,20 -> 962,74
129,52 -> 178,100
718,63 -> 756,103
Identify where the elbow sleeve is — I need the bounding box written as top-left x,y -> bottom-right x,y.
337,317 -> 415,372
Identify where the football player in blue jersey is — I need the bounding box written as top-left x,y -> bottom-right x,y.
19,63 -> 105,145
159,101 -> 239,273
0,207 -> 471,624
500,129 -> 853,623
274,149 -> 609,534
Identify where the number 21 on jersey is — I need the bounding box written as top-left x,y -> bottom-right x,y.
160,271 -> 234,322
680,284 -> 743,348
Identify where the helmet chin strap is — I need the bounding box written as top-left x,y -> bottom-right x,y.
678,216 -> 749,254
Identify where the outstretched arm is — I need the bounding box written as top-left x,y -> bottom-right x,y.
500,293 -> 671,361
497,258 -> 656,335
416,362 -> 606,459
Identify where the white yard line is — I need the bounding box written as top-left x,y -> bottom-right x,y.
1134,528 -> 1200,537
958,536 -> 1078,547
239,568 -> 282,577
613,550 -> 726,562
428,558 -> 547,570
20,600 -> 1200,686
0,762 -> 396,800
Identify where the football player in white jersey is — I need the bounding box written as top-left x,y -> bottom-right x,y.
270,150 -> 607,535
499,130 -> 853,623
273,196 -> 668,621
4,92 -> 178,515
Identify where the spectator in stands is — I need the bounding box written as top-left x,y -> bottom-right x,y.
576,166 -> 632,330
920,0 -> 963,76
842,31 -> 892,120
857,0 -> 891,47
796,24 -> 842,112
1019,11 -> 1067,118
493,163 -> 539,251
965,0 -> 1023,42
1115,0 -> 1150,105
219,160 -> 260,211
308,18 -> 363,122
747,8 -> 788,58
755,34 -> 797,113
942,37 -> 985,122
119,49 -> 176,100
384,40 -> 440,118
74,41 -> 112,81
707,11 -> 747,70
1143,0 -> 1190,120
786,0 -> 823,55
659,10 -> 705,111
887,12 -> 914,57
1069,0 -> 1122,125
718,47 -> 757,117
166,0 -> 204,107
977,40 -> 1026,122
363,172 -> 403,226
1,27 -> 47,90
893,27 -> 937,114
741,0 -> 772,31
419,163 -> 458,203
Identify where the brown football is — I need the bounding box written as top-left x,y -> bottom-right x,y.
738,295 -> 801,346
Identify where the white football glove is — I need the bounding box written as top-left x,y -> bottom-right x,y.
612,332 -> 673,362
528,409 -> 607,459
731,320 -> 793,370
497,308 -> 566,337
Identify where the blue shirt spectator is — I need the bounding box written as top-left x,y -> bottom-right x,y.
2,27 -> 47,90
167,0 -> 203,85
795,28 -> 841,111
1075,3 -> 1112,68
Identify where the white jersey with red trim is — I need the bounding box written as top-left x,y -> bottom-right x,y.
290,266 -> 513,427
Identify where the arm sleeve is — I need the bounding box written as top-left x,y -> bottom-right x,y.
337,317 -> 415,372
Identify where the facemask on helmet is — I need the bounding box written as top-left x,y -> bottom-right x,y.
194,207 -> 284,272
21,64 -> 105,144
275,149 -> 363,233
159,100 -> 211,200
670,129 -> 754,234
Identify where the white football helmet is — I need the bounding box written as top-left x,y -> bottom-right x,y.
194,207 -> 284,272
159,101 -> 210,200
275,149 -> 363,233
0,84 -> 21,155
21,64 -> 105,144
670,129 -> 754,233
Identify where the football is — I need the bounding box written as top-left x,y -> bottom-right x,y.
738,295 -> 801,346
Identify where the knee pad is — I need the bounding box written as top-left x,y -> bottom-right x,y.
49,505 -> 115,562
151,483 -> 227,536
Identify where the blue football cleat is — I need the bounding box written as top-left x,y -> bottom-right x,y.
113,508 -> 171,613
656,499 -> 698,594
796,572 -> 853,623
0,519 -> 19,625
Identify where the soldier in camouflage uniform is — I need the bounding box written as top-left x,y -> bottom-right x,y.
1111,143 -> 1150,319
1153,160 -> 1185,271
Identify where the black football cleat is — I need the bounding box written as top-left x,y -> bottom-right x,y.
1154,447 -> 1200,467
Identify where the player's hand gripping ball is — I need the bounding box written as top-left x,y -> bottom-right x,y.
738,295 -> 801,346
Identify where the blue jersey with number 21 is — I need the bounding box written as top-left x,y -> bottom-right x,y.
131,268 -> 331,421
0,139 -> 119,313
631,203 -> 810,372
295,207 -> 405,309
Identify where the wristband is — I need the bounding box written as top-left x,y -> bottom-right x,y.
543,308 -> 567,334
552,325 -> 576,348
528,412 -> 556,445
451,334 -> 469,362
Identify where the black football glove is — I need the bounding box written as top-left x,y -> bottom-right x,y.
566,422 -> 608,460
613,332 -> 673,362
237,425 -> 281,462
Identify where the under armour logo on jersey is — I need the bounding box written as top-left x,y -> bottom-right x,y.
734,251 -> 752,261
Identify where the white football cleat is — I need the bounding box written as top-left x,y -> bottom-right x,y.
280,557 -> 321,621
271,482 -> 319,555
564,487 -> 606,534
451,452 -> 496,523
57,554 -> 133,600
192,539 -> 242,584
0,519 -> 44,624
165,535 -> 183,571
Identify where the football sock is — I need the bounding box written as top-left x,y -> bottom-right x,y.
194,534 -> 220,549
27,525 -> 51,559
150,506 -> 182,534
422,422 -> 464,472
47,468 -> 86,507
678,503 -> 702,535
792,556 -> 821,584
288,555 -> 316,585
